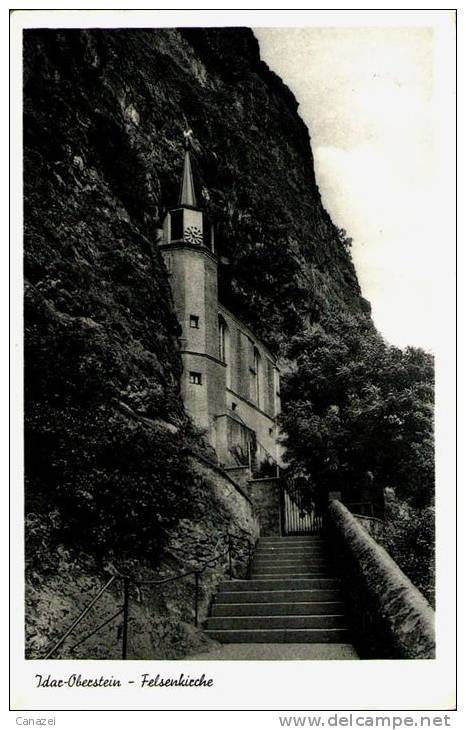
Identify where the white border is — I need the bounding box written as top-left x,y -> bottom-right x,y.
9,6 -> 457,715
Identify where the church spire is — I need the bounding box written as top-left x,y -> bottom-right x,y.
179,129 -> 197,207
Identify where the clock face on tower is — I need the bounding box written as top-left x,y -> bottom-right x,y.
184,226 -> 203,246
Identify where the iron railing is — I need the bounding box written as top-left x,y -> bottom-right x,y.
219,412 -> 280,478
251,439 -> 280,479
43,531 -> 256,660
280,477 -> 324,536
345,500 -> 385,520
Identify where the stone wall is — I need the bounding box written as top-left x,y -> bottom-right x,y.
223,465 -> 252,490
26,456 -> 259,660
248,477 -> 282,537
328,500 -> 435,659
26,566 -> 219,662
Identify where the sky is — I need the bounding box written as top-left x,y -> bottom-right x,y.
254,27 -> 436,352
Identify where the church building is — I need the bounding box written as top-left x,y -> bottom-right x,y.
158,136 -> 281,475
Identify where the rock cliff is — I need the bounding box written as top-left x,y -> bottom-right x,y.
23,27 -> 370,657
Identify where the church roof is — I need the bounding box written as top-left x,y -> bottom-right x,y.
179,132 -> 197,207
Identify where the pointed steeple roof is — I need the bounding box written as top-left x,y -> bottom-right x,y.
179,130 -> 197,207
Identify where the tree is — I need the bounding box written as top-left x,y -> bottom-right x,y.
280,312 -> 434,509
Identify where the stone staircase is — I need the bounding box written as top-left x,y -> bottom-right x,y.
205,535 -> 350,644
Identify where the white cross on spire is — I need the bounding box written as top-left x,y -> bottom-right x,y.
179,130 -> 197,206
183,128 -> 193,148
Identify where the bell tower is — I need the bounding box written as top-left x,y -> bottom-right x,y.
162,130 -> 214,251
159,132 -> 225,445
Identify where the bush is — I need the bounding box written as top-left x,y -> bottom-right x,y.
279,312 -> 435,605
280,312 -> 434,509
378,497 -> 435,607
25,399 -> 193,569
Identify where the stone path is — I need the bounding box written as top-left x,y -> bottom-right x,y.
185,643 -> 359,660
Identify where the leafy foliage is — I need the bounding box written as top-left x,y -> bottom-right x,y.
378,497 -> 435,607
22,27 -> 370,573
25,400 -> 193,568
280,312 -> 435,509
23,28 -> 434,602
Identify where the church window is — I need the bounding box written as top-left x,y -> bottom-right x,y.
189,372 -> 202,385
253,347 -> 263,408
190,315 -> 200,329
219,315 -> 231,389
249,365 -> 257,405
219,319 -> 226,361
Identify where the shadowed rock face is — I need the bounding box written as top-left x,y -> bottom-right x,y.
23,29 -> 369,589
26,457 -> 258,660
24,28 -> 366,355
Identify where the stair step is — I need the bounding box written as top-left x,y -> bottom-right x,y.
251,572 -> 332,580
206,614 -> 346,630
204,628 -> 349,644
253,560 -> 329,570
255,551 -> 328,558
256,540 -> 328,550
255,547 -> 326,556
252,567 -> 331,575
259,537 -> 326,545
215,589 -> 343,603
255,554 -> 326,560
218,578 -> 339,592
202,531 -> 354,648
211,600 -> 346,617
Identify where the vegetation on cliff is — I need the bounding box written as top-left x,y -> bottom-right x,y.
280,312 -> 435,603
24,26 -> 367,574
23,26 -> 434,621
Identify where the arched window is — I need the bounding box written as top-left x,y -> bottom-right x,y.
219,315 -> 231,388
253,346 -> 263,408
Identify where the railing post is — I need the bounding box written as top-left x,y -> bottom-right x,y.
228,534 -> 233,579
194,571 -> 200,627
247,541 -> 252,579
121,577 -> 130,660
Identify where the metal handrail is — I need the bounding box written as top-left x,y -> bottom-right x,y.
124,545 -> 230,586
345,501 -> 386,520
43,576 -> 117,660
68,608 -> 124,652
42,531 -> 256,660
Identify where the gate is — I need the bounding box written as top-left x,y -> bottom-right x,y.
280,477 -> 323,535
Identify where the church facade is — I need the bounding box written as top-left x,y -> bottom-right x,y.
158,138 -> 281,474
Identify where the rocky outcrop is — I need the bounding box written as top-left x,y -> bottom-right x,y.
328,500 -> 435,659
23,27 -> 367,554
23,27 -> 370,656
24,28 -> 367,358
26,456 -> 258,660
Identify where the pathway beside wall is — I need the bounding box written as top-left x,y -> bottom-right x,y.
187,643 -> 359,660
